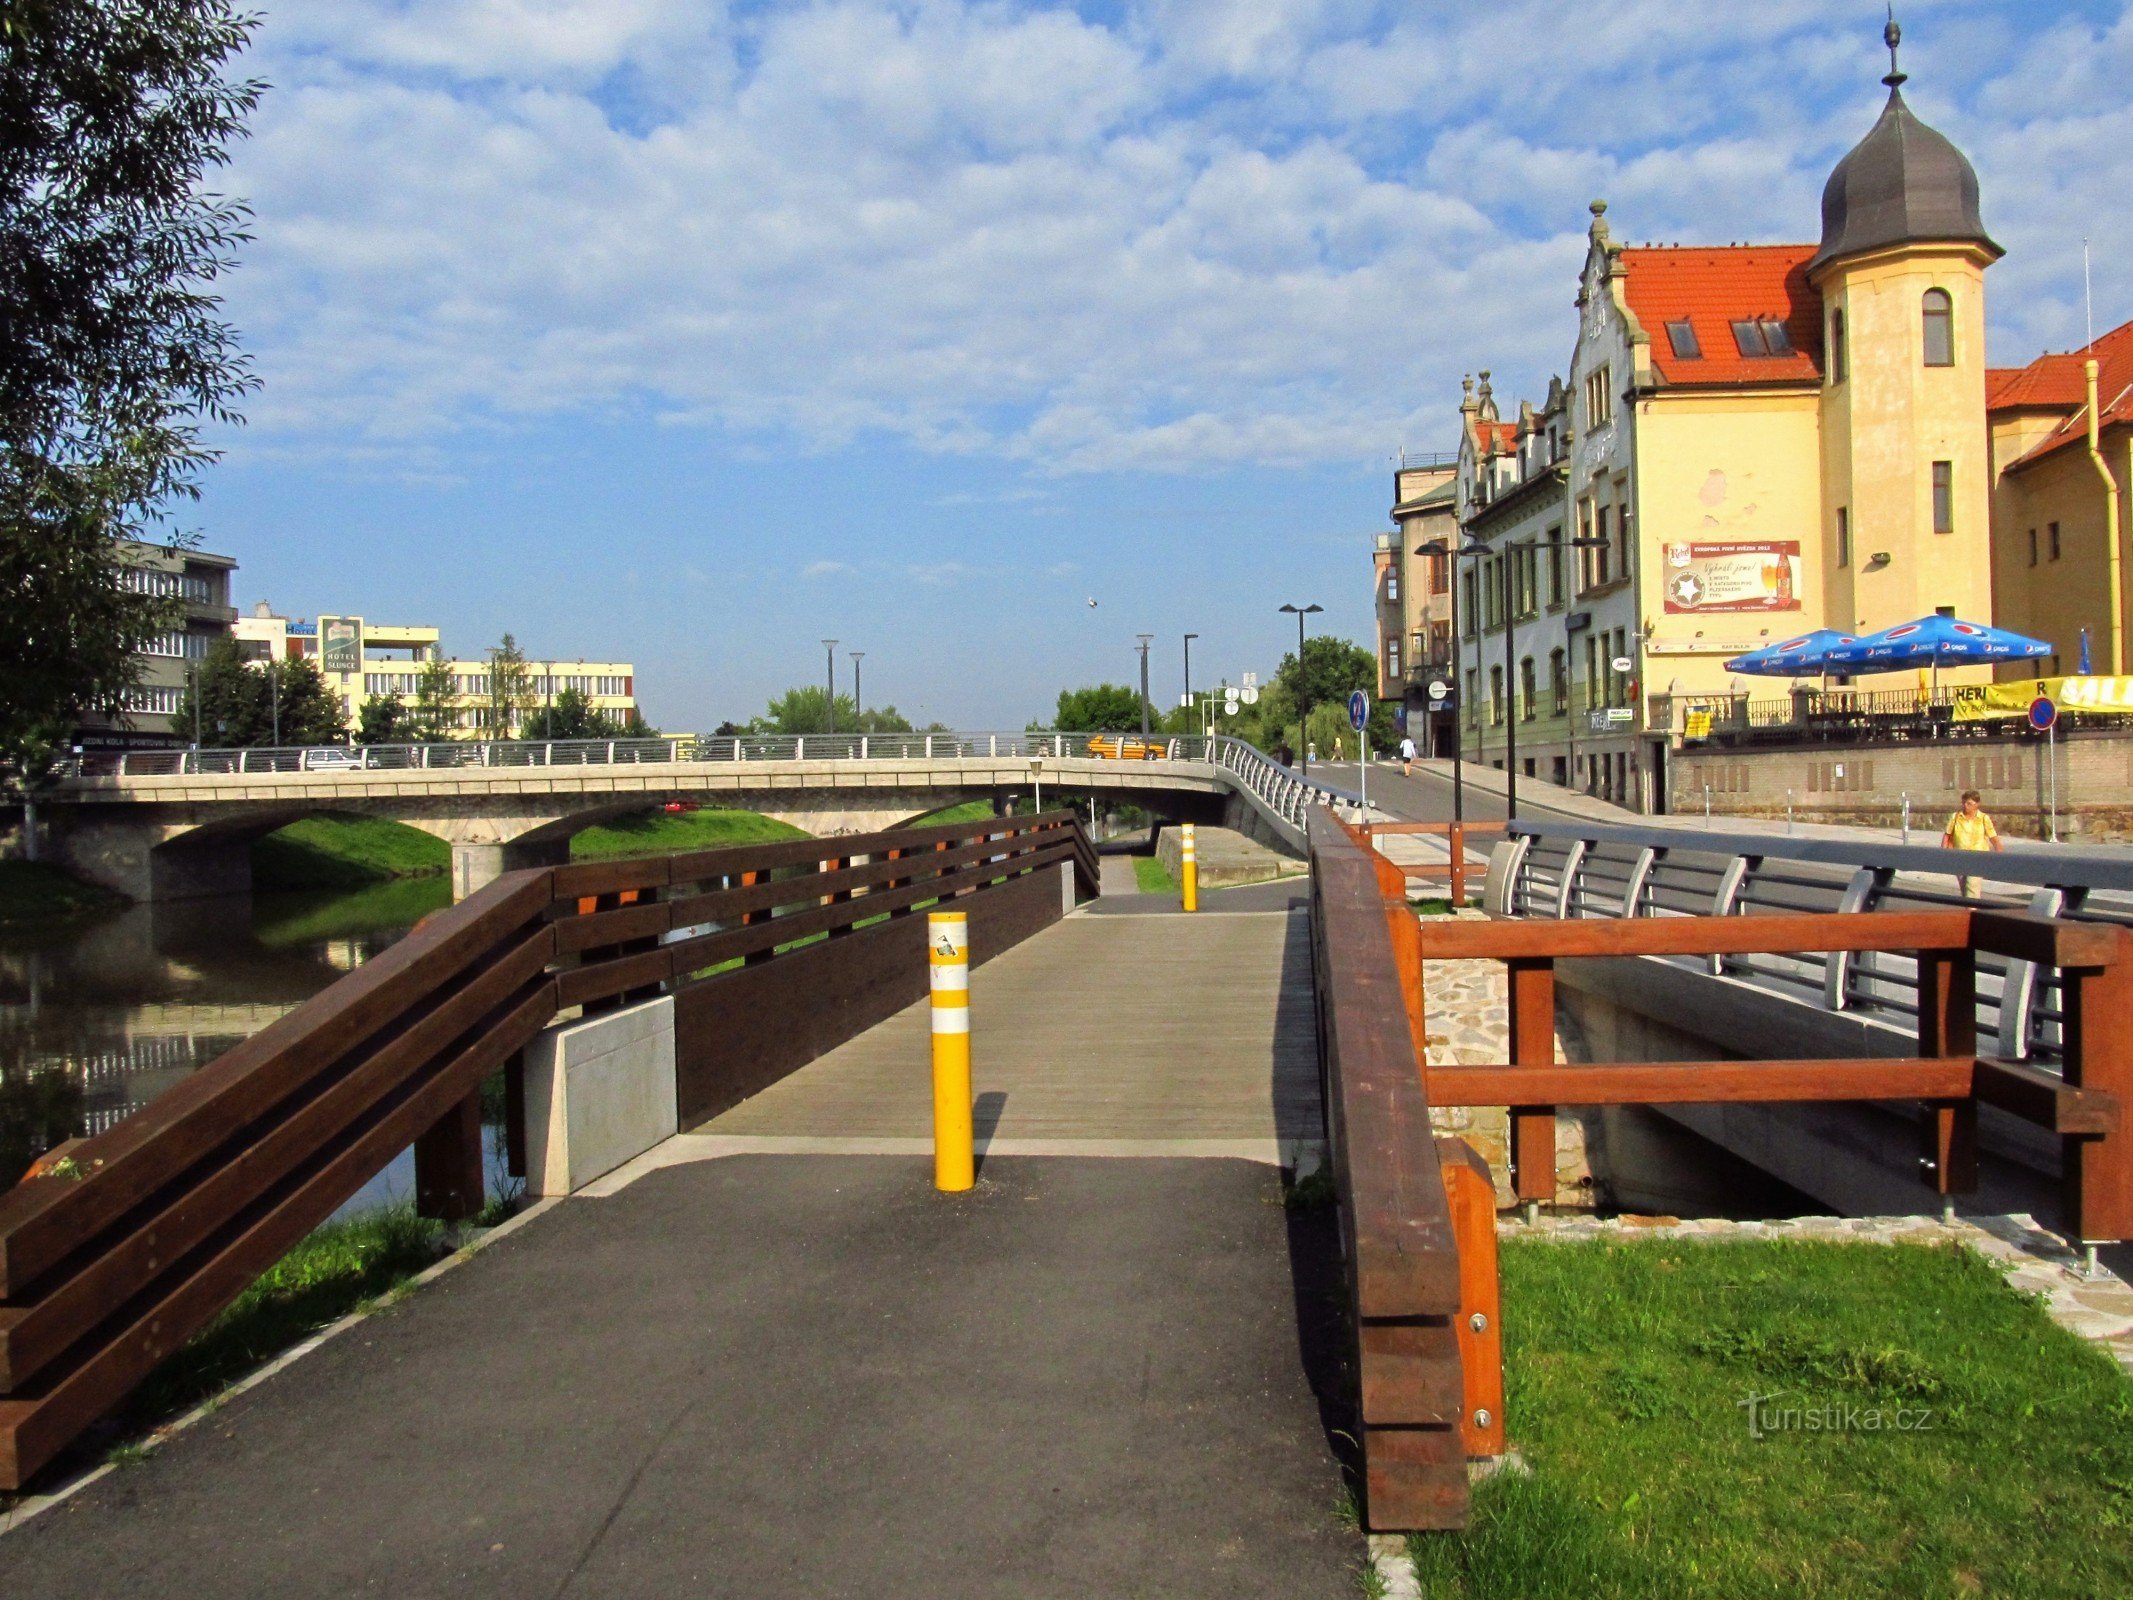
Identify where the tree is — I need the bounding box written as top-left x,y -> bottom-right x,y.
485,634 -> 535,739
274,654 -> 348,745
171,637 -> 267,747
1275,635 -> 1398,748
524,685 -> 608,742
1043,684 -> 1142,733
0,2 -> 262,791
357,692 -> 416,745
750,687 -> 910,735
411,647 -> 458,742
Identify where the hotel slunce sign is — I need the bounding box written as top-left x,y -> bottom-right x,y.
1952,676 -> 2133,721
319,616 -> 363,675
1661,541 -> 1801,613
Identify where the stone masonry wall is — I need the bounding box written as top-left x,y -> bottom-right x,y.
1671,726 -> 2133,841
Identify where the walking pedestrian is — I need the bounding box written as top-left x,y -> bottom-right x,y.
1940,789 -> 2002,898
1398,733 -> 1417,778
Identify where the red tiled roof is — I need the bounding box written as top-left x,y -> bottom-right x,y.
1619,245 -> 1824,387
1988,354 -> 2088,411
1475,419 -> 1517,454
2007,318 -> 2133,471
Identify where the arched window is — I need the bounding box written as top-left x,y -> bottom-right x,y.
1922,289 -> 1954,367
1829,308 -> 1847,384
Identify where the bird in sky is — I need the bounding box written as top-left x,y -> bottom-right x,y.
1086,597 -> 1099,609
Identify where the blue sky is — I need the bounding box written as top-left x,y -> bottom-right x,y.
192,0 -> 2133,731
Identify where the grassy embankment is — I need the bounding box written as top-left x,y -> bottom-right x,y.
568,807 -> 809,859
1404,1236 -> 2133,1600
0,860 -> 126,929
1132,855 -> 1178,894
252,814 -> 449,889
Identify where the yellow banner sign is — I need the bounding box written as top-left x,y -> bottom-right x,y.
1950,676 -> 2133,721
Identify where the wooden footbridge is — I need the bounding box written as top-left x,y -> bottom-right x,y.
2,806 -> 2128,1561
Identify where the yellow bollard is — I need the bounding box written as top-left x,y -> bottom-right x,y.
1180,823 -> 1198,913
928,911 -> 974,1191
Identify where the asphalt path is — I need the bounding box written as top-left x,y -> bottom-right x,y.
1303,760 -> 1509,825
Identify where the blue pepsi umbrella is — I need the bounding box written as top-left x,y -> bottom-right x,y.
1723,629 -> 1859,676
1820,615 -> 2052,672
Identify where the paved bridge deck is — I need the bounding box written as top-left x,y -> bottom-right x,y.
0,903 -> 1365,1596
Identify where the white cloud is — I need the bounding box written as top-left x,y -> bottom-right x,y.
801,559 -> 853,579
217,0 -> 2132,475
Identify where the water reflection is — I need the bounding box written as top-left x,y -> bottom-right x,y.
0,878 -> 452,1181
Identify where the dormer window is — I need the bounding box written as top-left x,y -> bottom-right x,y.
1731,318 -> 1795,358
1665,320 -> 1701,360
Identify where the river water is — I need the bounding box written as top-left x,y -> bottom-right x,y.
0,875 -> 501,1207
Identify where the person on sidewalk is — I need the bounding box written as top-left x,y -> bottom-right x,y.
1398,734 -> 1416,778
1941,789 -> 2002,898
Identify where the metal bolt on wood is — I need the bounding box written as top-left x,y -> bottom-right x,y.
928,911 -> 975,1192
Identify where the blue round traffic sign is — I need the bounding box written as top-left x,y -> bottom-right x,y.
2028,695 -> 2057,732
1348,689 -> 1369,731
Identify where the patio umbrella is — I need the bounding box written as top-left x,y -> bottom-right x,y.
1820,615 -> 2052,705
1722,629 -> 1858,676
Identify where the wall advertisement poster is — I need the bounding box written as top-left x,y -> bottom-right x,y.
1661,541 -> 1801,614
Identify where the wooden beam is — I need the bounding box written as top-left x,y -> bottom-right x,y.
1973,1058 -> 2121,1135
1425,1057 -> 1976,1106
1415,910 -> 1969,962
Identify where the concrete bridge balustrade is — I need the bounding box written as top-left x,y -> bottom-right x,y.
31,736 -> 1336,903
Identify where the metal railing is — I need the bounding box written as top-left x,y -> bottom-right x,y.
1492,820 -> 2133,1066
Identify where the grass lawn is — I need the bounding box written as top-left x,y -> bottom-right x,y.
0,860 -> 125,928
1132,855 -> 1177,894
252,814 -> 448,890
569,807 -> 809,860
1408,1237 -> 2133,1599
118,1205 -> 476,1438
907,800 -> 996,826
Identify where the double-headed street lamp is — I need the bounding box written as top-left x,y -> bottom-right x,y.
822,639 -> 839,735
1182,633 -> 1198,712
1135,634 -> 1155,736
1278,603 -> 1323,774
1418,535 -> 1602,824
849,651 -> 865,718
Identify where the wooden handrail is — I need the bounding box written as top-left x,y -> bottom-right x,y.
0,812 -> 1093,1489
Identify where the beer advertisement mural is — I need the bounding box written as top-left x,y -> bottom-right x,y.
1661,541 -> 1801,613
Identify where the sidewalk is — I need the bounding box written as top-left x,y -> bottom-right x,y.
0,1157 -> 1364,1598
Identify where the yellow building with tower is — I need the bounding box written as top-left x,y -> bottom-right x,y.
1435,18 -> 2026,810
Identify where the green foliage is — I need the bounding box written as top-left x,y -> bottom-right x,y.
356,691 -> 415,745
1046,683 -> 1146,732
1275,635 -> 1397,748
569,807 -> 810,861
251,814 -> 449,890
251,875 -> 449,948
0,858 -> 124,928
0,1067 -> 86,1187
0,1 -> 263,790
1405,1237 -> 2133,1599
126,1207 -> 448,1426
171,641 -> 346,746
750,685 -> 912,736
486,633 -> 535,738
411,647 -> 457,742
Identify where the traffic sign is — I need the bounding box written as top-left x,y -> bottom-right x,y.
1347,689 -> 1368,731
1610,655 -> 1634,673
1427,678 -> 1451,701
2028,695 -> 2058,732
1240,686 -> 1259,705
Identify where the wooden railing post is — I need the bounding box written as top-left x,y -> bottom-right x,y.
1437,1138 -> 1505,1458
1916,942 -> 1979,1209
1506,957 -> 1555,1210
2062,931 -> 2133,1245
414,1089 -> 486,1222
1449,821 -> 1466,906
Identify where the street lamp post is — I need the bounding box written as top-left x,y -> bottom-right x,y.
1182,633 -> 1198,715
1278,603 -> 1323,774
850,651 -> 865,720
1135,634 -> 1154,737
1422,536 -> 1603,824
822,638 -> 839,735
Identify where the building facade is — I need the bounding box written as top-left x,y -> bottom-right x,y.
235,607 -> 639,739
1411,29 -> 2023,811
1373,457 -> 1456,746
75,541 -> 240,748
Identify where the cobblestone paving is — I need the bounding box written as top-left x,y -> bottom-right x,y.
1418,908 -> 1596,1208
